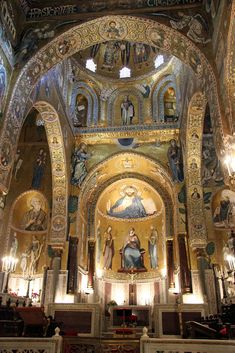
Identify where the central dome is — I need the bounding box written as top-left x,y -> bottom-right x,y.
73,40 -> 170,80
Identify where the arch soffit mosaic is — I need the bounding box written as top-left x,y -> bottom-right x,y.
70,81 -> 99,126
185,91 -> 207,249
32,101 -> 68,245
107,87 -> 144,126
226,2 -> 235,132
76,151 -> 177,238
0,15 -> 226,191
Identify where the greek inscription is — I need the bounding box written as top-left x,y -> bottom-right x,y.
27,5 -> 77,19
26,1 -> 203,19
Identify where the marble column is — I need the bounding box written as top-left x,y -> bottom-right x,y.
178,234 -> 192,293
167,239 -> 174,289
88,241 -> 95,289
195,248 -> 210,296
40,265 -> 49,305
67,236 -> 78,294
0,192 -> 6,259
50,248 -> 62,302
205,268 -> 217,314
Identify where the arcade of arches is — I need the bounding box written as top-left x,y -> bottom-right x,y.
0,0 -> 235,339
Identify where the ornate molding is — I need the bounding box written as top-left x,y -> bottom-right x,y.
33,101 -> 68,244
76,127 -> 179,144
103,268 -> 164,281
225,2 -> 235,132
185,92 -> 207,248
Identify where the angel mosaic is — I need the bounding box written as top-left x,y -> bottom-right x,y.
170,12 -> 211,44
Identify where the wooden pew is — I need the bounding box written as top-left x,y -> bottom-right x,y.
0,306 -> 23,336
15,307 -> 47,337
185,320 -> 218,339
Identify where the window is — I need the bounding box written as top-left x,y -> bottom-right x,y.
119,66 -> 131,78
86,59 -> 97,72
154,55 -> 164,69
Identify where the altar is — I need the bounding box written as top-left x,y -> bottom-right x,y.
110,306 -> 151,330
47,303 -> 101,337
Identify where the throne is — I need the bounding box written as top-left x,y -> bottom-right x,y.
118,247 -> 147,273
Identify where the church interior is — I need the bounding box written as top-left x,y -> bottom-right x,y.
0,0 -> 235,351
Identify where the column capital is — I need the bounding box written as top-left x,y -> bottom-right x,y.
194,247 -> 207,258
48,244 -> 64,258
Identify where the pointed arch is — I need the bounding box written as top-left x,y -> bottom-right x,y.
33,101 -> 68,245
0,15 -> 226,191
77,151 -> 178,239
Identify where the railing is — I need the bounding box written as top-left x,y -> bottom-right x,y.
140,337 -> 235,353
0,330 -> 62,353
63,337 -> 140,353
1,331 -> 235,353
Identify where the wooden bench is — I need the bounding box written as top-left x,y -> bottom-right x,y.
0,306 -> 23,337
15,307 -> 47,337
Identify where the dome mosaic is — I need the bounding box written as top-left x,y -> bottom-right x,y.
74,40 -> 171,80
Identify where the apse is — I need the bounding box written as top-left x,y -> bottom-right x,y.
95,178 -> 166,275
